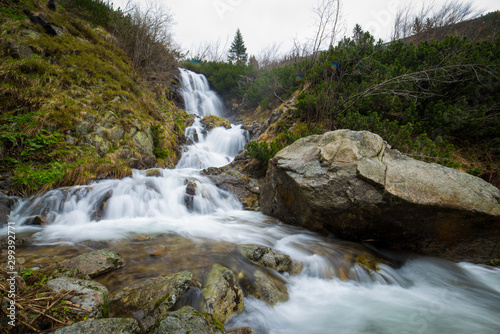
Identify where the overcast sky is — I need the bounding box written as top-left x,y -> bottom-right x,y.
113,0 -> 499,58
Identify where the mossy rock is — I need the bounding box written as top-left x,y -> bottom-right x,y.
201,115 -> 231,130
150,306 -> 224,334
237,269 -> 288,306
238,244 -> 292,272
111,271 -> 201,330
51,318 -> 141,334
202,264 -> 244,323
61,250 -> 125,278
47,277 -> 109,318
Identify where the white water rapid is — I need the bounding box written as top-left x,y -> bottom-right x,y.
3,69 -> 500,334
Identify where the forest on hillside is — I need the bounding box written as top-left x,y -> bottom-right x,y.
184,10 -> 500,187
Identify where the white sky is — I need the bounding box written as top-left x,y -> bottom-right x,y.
112,0 -> 499,58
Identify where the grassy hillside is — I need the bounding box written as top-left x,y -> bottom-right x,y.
0,0 -> 191,196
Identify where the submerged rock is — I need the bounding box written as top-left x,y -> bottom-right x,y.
47,277 -> 109,318
61,250 -> 125,278
226,327 -> 255,334
149,306 -> 224,334
238,244 -> 292,272
261,129 -> 500,263
237,269 -> 288,306
51,318 -> 141,334
203,264 -> 244,323
111,271 -> 201,330
0,196 -> 20,226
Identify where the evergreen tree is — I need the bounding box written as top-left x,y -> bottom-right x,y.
228,28 -> 248,64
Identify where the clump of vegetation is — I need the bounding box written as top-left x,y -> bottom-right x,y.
246,125 -> 322,165
0,268 -> 90,334
201,115 -> 231,130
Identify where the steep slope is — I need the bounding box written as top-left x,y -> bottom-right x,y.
0,0 -> 191,196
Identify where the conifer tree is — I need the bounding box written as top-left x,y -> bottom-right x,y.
228,28 -> 248,64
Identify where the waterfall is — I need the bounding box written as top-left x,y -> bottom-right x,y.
179,68 -> 224,116
3,69 -> 500,334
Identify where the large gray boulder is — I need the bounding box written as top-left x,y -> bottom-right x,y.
202,264 -> 244,323
51,318 -> 141,334
261,130 -> 500,263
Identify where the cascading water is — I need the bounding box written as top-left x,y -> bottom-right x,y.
3,69 -> 500,334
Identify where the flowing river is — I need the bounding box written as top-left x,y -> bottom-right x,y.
2,69 -> 500,334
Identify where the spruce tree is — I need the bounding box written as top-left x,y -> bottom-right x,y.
228,28 -> 248,65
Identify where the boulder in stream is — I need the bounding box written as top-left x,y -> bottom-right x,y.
47,277 -> 109,318
149,306 -> 224,334
203,264 -> 244,323
237,269 -> 288,306
61,250 -> 125,278
111,270 -> 202,330
238,244 -> 292,272
261,129 -> 500,263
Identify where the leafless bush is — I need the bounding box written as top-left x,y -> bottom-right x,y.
190,38 -> 230,62
391,0 -> 481,41
112,1 -> 180,82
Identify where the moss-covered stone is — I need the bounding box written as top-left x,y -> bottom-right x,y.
149,306 -> 224,334
111,271 -> 201,330
202,264 -> 244,323
201,115 -> 231,130
237,269 -> 288,305
47,277 -> 109,318
51,318 -> 141,334
238,244 -> 292,272
61,250 -> 125,278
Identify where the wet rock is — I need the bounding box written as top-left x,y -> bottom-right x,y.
111,271 -> 201,330
289,261 -> 304,275
262,129 -> 500,263
149,306 -> 224,334
238,245 -> 292,272
0,196 -> 20,226
237,269 -> 288,306
49,268 -> 91,280
24,215 -> 48,226
186,180 -> 197,195
203,264 -> 244,323
91,190 -> 112,221
185,181 -> 197,210
61,250 -> 125,278
146,169 -> 162,177
202,156 -> 262,211
47,277 -> 109,318
51,318 -> 141,334
226,327 -> 255,334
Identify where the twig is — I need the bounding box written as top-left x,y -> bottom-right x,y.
29,287 -> 76,325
